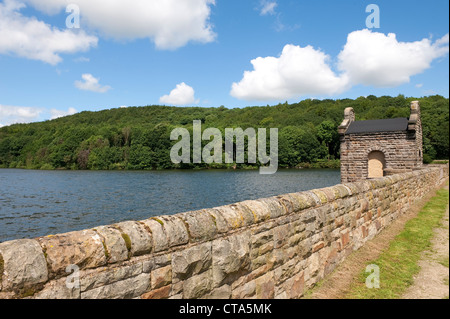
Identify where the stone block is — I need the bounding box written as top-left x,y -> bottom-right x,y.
182,270 -> 213,299
239,199 -> 271,223
283,272 -> 304,299
312,241 -> 325,253
114,221 -> 152,257
251,229 -> 273,249
0,239 -> 48,292
273,224 -> 290,249
81,273 -> 150,299
212,232 -> 251,286
140,218 -> 169,252
259,197 -> 287,218
151,265 -> 172,289
311,189 -> 329,204
143,253 -> 171,273
285,192 -> 316,212
80,262 -> 143,292
273,258 -> 300,284
251,251 -> 273,271
203,284 -> 231,299
333,185 -> 351,198
340,230 -> 350,248
158,215 -> 189,248
205,208 -> 230,234
320,187 -> 337,201
141,285 -> 171,299
94,226 -> 128,264
233,203 -> 257,226
178,210 -> 218,242
274,194 -> 295,214
172,242 -> 212,281
304,191 -> 322,206
38,230 -> 107,278
214,205 -> 245,230
231,280 -> 256,299
33,276 -> 80,299
255,272 -> 274,299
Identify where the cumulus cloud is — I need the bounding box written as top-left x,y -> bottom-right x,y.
74,73 -> 111,93
231,29 -> 449,101
338,29 -> 449,87
22,0 -> 216,50
0,104 -> 42,126
260,1 -> 277,16
0,0 -> 97,65
50,107 -> 77,119
159,83 -> 199,106
230,44 -> 349,101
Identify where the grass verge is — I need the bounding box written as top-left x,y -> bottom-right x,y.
344,186 -> 449,299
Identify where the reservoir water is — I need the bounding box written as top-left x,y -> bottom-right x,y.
0,168 -> 340,242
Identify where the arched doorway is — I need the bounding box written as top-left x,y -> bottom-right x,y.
368,151 -> 385,178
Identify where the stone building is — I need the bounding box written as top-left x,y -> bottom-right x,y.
339,101 -> 423,183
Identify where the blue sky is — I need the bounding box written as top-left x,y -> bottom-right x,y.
0,0 -> 448,126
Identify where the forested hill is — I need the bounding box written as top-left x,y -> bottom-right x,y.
0,95 -> 448,170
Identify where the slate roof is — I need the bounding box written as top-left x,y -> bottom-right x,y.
345,117 -> 409,134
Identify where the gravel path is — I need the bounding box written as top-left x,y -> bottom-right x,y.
402,186 -> 449,299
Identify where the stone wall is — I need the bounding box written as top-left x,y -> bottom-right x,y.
0,165 -> 448,299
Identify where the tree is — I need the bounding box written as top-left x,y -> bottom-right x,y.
317,120 -> 337,160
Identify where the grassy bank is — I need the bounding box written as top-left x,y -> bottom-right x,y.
344,184 -> 449,299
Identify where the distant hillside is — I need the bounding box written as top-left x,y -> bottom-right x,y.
0,95 -> 448,170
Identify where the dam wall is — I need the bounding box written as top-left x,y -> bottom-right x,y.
0,164 -> 448,299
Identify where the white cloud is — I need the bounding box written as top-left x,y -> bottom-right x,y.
260,1 -> 277,16
22,0 -> 216,50
50,107 -> 77,119
0,104 -> 42,126
415,83 -> 424,88
230,44 -> 349,101
338,29 -> 449,87
75,73 -> 111,93
0,0 -> 97,65
159,83 -> 199,106
0,104 -> 78,126
231,29 -> 449,101
74,56 -> 90,63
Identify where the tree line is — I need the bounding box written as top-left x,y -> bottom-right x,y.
0,95 -> 448,170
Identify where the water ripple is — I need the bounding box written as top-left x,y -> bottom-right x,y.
0,168 -> 340,242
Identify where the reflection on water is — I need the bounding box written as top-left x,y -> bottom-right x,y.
0,168 -> 340,242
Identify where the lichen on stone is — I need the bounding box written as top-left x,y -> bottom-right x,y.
152,217 -> 164,226
102,241 -> 110,260
0,253 -> 4,284
121,233 -> 132,254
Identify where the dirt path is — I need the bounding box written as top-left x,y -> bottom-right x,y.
402,186 -> 449,299
304,183 -> 448,299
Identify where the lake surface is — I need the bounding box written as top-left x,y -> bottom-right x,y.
0,168 -> 340,242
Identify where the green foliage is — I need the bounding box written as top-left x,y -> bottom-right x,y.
0,95 -> 448,170
423,154 -> 433,164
